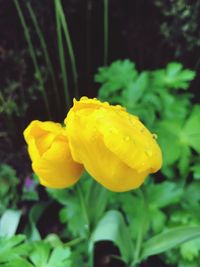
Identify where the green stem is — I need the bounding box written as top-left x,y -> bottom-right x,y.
56,0 -> 79,98
64,237 -> 85,247
26,2 -> 61,116
103,0 -> 109,66
132,188 -> 148,266
76,184 -> 90,231
55,0 -> 71,109
13,0 -> 51,119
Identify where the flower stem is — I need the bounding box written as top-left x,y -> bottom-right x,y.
76,184 -> 90,232
132,188 -> 148,266
64,237 -> 85,247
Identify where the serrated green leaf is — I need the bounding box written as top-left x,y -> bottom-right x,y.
183,182 -> 200,210
146,181 -> 183,209
29,242 -> 51,266
47,246 -> 71,267
156,120 -> 182,165
3,258 -> 34,267
0,235 -> 30,263
180,238 -> 200,262
164,62 -> 195,89
141,226 -> 200,259
96,60 -> 138,100
123,72 -> 149,105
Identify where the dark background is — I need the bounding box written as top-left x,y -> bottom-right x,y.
1,0 -> 200,170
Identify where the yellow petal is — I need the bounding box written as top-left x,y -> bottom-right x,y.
65,97 -> 163,192
32,137 -> 83,188
24,120 -> 84,189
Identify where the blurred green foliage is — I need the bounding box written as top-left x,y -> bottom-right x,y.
95,59 -> 200,267
154,0 -> 200,55
1,60 -> 200,266
0,0 -> 200,265
0,235 -> 71,267
0,164 -> 19,215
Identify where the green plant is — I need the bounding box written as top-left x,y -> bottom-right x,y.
14,0 -> 51,119
94,59 -> 200,266
0,235 -> 72,267
13,0 -> 79,116
95,60 -> 198,179
0,164 -> 19,216
154,0 -> 200,57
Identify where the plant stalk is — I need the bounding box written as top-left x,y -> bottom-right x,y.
26,2 -> 61,117
56,0 -> 79,98
13,0 -> 51,119
132,188 -> 148,266
103,0 -> 109,66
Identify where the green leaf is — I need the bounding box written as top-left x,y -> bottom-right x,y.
123,72 -> 149,105
192,164 -> 200,180
178,146 -> 191,177
183,105 -> 200,153
96,60 -> 138,100
30,242 -> 71,267
0,209 -> 22,237
3,258 -> 34,267
164,62 -> 195,89
183,182 -> 200,211
141,226 -> 200,259
0,164 -> 19,215
180,238 -> 200,262
86,180 -> 109,227
29,242 -> 50,266
47,188 -> 71,206
146,181 -> 183,209
156,120 -> 182,166
0,235 -> 30,263
89,210 -> 133,263
150,208 -> 167,233
24,202 -> 49,241
47,246 -> 71,267
59,197 -> 86,237
109,192 -> 145,240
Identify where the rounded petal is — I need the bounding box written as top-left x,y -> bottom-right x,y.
24,120 -> 84,189
65,97 -> 162,192
32,137 -> 83,188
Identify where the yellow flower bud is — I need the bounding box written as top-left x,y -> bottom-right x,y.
65,97 -> 162,192
23,120 -> 83,188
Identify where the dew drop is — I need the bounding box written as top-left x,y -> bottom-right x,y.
152,133 -> 158,140
124,136 -> 130,141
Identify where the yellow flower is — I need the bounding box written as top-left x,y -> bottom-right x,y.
65,97 -> 162,192
23,120 -> 84,188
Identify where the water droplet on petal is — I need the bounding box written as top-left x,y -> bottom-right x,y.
152,133 -> 158,140
124,136 -> 130,141
81,96 -> 88,101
